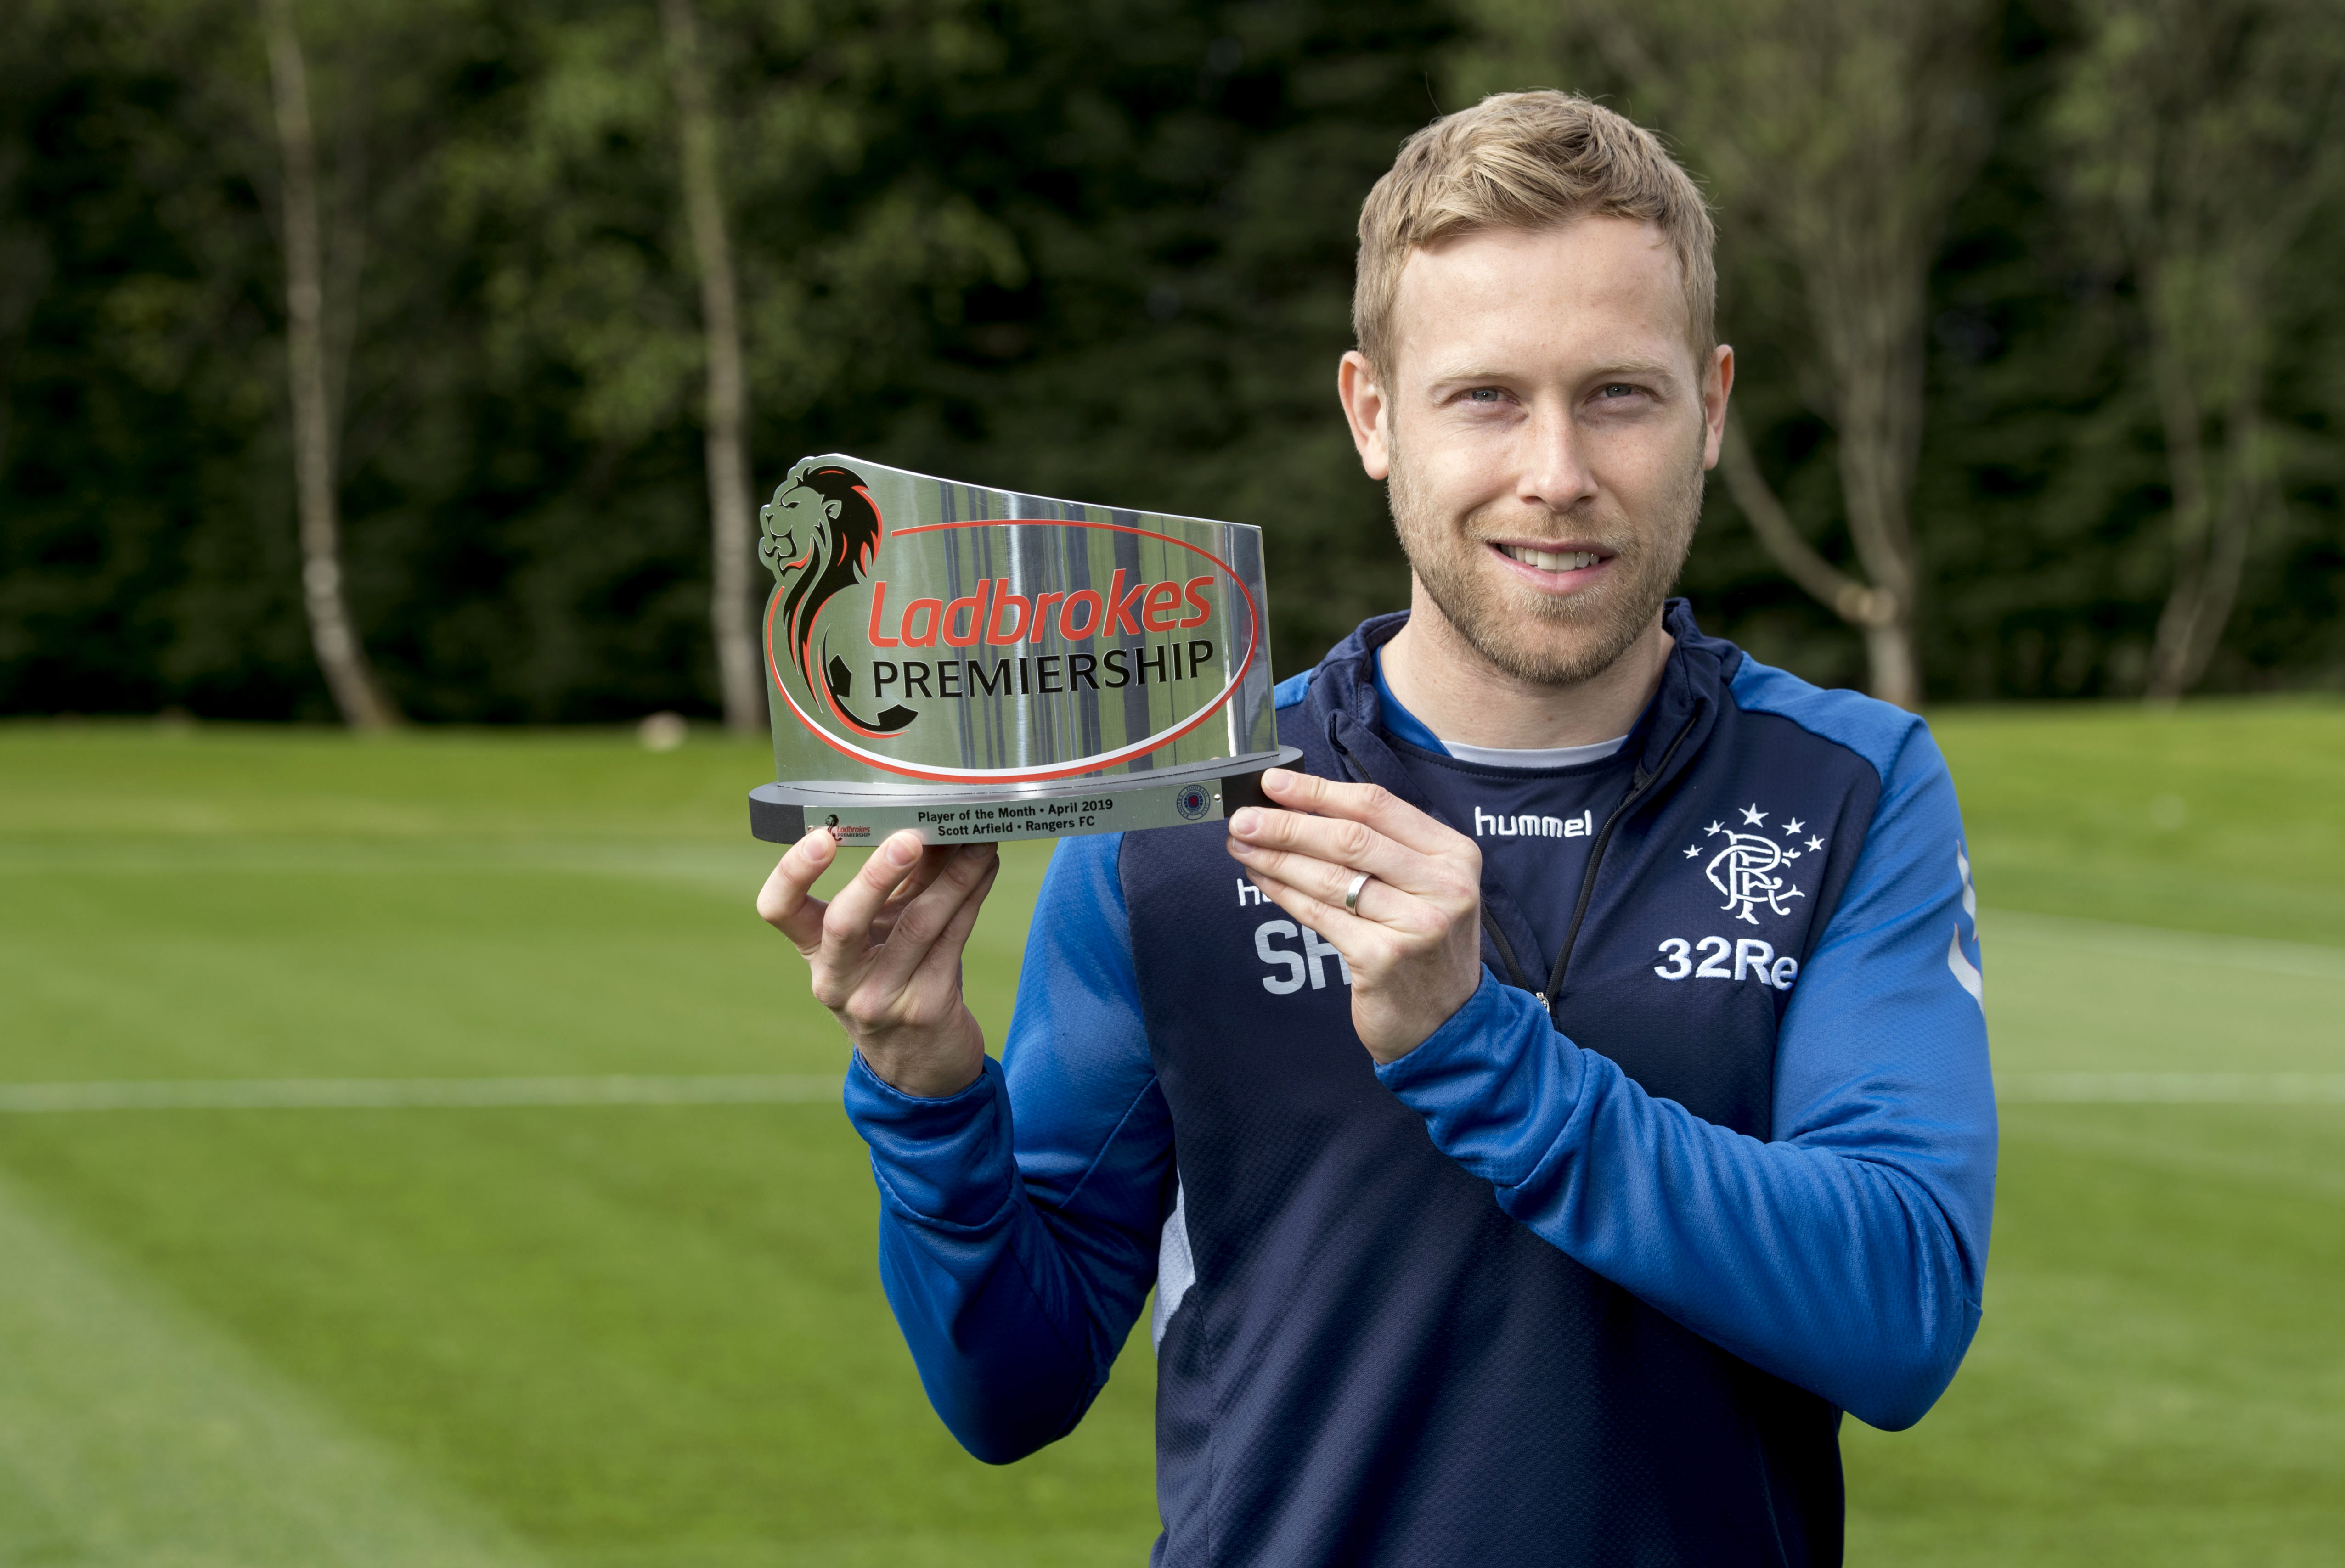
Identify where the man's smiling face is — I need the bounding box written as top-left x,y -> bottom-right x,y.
1342,218 -> 1731,687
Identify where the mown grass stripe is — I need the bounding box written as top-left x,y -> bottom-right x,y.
0,1165 -> 545,1567
1986,909 -> 2345,980
1999,1072 -> 2345,1104
7,1071 -> 2340,1113
0,1074 -> 843,1113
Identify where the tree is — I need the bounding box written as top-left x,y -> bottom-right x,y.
13,0 -> 2334,719
2052,0 -> 2345,700
658,0 -> 760,734
1456,0 -> 1996,708
868,0 -> 1454,672
435,0 -> 1026,717
258,0 -> 400,728
0,5 -> 50,500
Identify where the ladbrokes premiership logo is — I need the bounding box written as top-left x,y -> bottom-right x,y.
757,455 -> 1263,787
1683,803 -> 1824,924
745,452 -> 1288,849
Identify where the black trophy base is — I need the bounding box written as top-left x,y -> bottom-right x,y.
750,747 -> 1304,847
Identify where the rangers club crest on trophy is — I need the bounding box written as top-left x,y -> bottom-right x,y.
747,454 -> 1300,846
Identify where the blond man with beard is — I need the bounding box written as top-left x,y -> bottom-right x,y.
761,91 -> 1995,1567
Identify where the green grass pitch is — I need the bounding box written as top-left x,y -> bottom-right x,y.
0,701 -> 2338,1565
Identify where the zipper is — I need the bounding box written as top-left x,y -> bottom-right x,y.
1540,712 -> 1700,1016
1338,706 -> 1700,1015
1342,724 -> 1542,1000
1479,909 -> 1534,997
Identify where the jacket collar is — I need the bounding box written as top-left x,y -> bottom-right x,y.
1308,598 -> 1732,798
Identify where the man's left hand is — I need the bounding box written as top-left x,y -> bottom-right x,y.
1226,768 -> 1484,1063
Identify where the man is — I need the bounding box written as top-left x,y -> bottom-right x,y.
759,91 -> 1994,1566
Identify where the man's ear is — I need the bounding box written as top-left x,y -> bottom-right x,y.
1700,344 -> 1735,471
1337,350 -> 1392,481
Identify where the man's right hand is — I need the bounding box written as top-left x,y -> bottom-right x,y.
757,826 -> 1001,1098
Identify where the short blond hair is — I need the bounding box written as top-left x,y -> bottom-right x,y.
1353,91 -> 1717,373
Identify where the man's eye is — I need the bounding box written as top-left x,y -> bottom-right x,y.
1467,388 -> 1503,403
1600,383 -> 1637,399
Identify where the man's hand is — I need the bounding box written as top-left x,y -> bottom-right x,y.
758,827 -> 1000,1098
1225,769 -> 1483,1063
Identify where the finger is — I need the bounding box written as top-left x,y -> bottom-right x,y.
1241,862 -> 1384,952
1232,837 -> 1428,922
1229,804 -> 1456,900
757,827 -> 841,954
889,845 -> 958,905
862,843 -> 1001,997
870,845 -> 958,941
898,850 -> 1002,1011
819,830 -> 930,959
1259,768 -> 1463,858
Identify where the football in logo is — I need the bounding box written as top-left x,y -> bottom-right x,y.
1175,783 -> 1212,821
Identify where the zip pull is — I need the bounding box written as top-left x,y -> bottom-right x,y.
1535,992 -> 1548,1007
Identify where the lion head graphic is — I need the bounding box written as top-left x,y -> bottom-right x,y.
761,462 -> 918,737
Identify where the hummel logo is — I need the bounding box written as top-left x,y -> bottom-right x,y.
1475,807 -> 1592,840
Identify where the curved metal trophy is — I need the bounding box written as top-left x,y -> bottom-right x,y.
747,455 -> 1302,846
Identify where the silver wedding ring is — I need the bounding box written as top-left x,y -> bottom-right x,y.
1344,870 -> 1374,915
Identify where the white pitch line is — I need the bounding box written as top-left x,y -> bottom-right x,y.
1999,1072 -> 2345,1104
1984,909 -> 2345,982
0,1074 -> 843,1113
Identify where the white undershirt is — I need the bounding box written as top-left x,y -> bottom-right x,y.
1440,734 -> 1629,770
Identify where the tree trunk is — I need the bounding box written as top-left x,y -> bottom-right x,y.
1717,415 -> 1916,707
1718,416 -> 1896,619
2144,373 -> 2260,702
1802,208 -> 1928,711
659,0 -> 763,735
1824,386 -> 1923,711
0,227 -> 47,492
260,0 -> 399,730
1532,0 -> 1973,711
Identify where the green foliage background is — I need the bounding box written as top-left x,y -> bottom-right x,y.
0,0 -> 2339,720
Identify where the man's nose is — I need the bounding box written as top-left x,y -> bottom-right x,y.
1516,402 -> 1598,513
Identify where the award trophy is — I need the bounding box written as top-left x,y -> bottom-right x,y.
747,455 -> 1302,847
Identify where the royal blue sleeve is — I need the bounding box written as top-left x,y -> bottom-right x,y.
1374,714 -> 1996,1431
842,831 -> 1170,1462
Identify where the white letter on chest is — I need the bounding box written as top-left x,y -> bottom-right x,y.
1299,925 -> 1353,989
1256,919 -> 1307,994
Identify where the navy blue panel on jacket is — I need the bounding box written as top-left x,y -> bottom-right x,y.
842,602 -> 1997,1567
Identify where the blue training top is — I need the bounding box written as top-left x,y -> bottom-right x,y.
1370,645 -> 1643,964
845,603 -> 1996,1567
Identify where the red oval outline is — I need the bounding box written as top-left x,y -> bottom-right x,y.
767,518 -> 1263,782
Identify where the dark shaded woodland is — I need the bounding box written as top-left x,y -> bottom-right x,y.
2,0 -> 2339,722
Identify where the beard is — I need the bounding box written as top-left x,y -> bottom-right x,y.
1387,430 -> 1704,688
